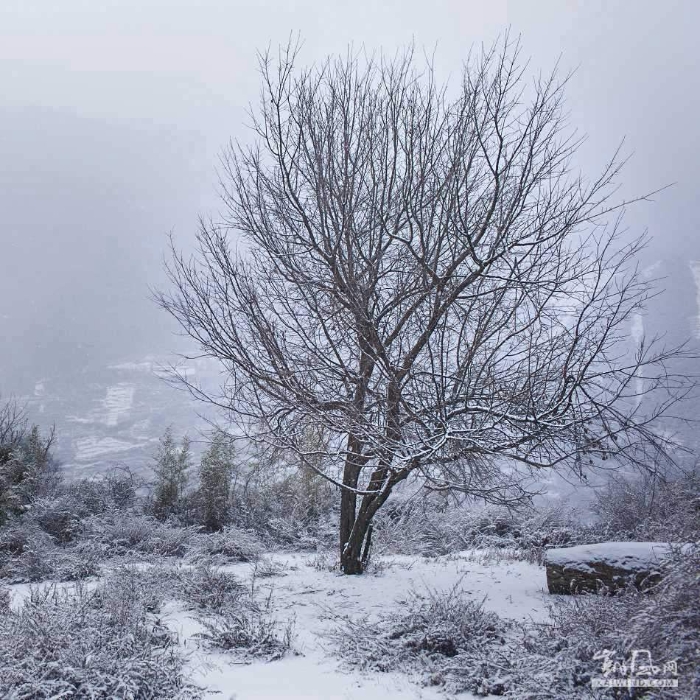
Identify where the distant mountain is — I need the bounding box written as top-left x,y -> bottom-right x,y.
13,354 -> 218,478
3,253 -> 698,478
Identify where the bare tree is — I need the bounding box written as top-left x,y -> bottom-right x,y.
0,397 -> 26,460
158,39 -> 692,573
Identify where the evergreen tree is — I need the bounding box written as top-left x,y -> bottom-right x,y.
197,430 -> 234,531
152,427 -> 191,520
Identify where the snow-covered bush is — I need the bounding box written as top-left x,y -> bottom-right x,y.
0,466 -> 141,582
0,521 -> 56,582
65,469 -> 138,515
13,471 -> 139,547
1,514 -> 192,583
51,541 -> 103,581
626,543 -> 700,695
178,563 -> 245,611
330,584 -> 513,695
519,545 -> 699,698
0,518 -> 50,556
226,446 -> 337,550
521,591 -> 639,697
0,585 -> 9,612
187,526 -> 262,563
132,520 -> 194,557
33,494 -> 85,543
150,428 -> 192,522
373,496 -> 592,560
193,429 -> 235,532
82,513 -> 161,553
0,571 -> 201,699
593,467 -> 700,542
252,555 -> 288,578
306,550 -> 338,572
176,563 -> 295,659
83,513 -> 195,558
79,513 -> 265,564
119,563 -> 294,662
331,566 -> 700,699
0,521 -> 101,583
195,590 -> 295,662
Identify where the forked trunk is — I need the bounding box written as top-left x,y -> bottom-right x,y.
340,514 -> 373,574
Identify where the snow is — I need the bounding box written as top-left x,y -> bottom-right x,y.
690,260 -> 700,339
630,313 -> 644,346
4,551 -> 549,699
546,541 -> 680,570
101,383 -> 135,427
165,552 -> 549,699
186,644 -> 447,700
73,435 -> 143,462
108,360 -> 156,373
66,383 -> 135,429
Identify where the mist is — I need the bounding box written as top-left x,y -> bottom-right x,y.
1,0 -> 698,471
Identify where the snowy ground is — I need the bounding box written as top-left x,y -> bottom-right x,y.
170,552 -> 549,700
5,550 -> 549,699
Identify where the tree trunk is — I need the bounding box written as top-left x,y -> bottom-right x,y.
340,513 -> 372,574
339,486 -> 357,563
339,442 -> 363,565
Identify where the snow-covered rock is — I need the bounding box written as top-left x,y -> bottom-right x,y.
545,541 -> 682,594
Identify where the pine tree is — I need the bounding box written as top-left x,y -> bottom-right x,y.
152,427 -> 191,521
197,430 -> 234,531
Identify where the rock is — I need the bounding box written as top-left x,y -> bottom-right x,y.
544,542 -> 682,594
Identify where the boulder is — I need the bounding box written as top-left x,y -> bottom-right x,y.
545,542 -> 679,594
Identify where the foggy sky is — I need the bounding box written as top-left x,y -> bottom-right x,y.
1,0 -> 699,394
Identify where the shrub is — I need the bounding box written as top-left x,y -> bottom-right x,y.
33,495 -> 84,543
373,495 -> 592,559
0,519 -> 47,556
252,556 -> 288,578
197,607 -> 294,661
51,541 -> 103,581
62,469 -> 138,516
330,584 -> 512,695
592,466 -> 700,542
178,564 -> 244,611
115,563 -> 295,662
0,522 -> 56,582
225,443 -> 336,549
0,522 -> 102,583
187,526 -> 262,564
0,585 -> 9,613
0,572 -> 201,698
515,547 -> 699,698
103,467 -> 139,510
195,582 -> 295,663
84,514 -> 195,558
331,572 -> 697,698
628,544 -> 700,695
